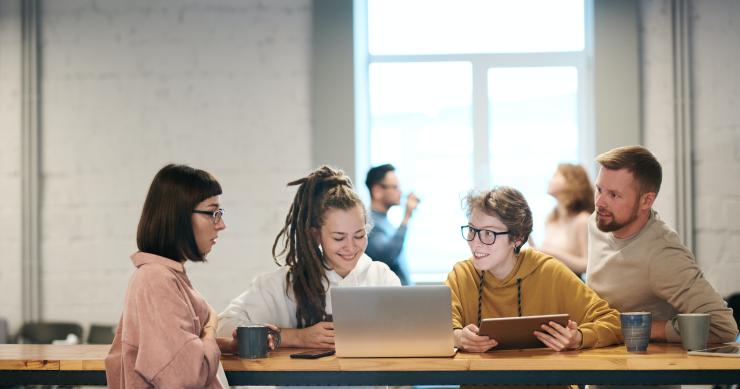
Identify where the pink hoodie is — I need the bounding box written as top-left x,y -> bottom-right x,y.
105,252 -> 222,388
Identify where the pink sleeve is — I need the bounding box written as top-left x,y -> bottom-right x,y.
150,336 -> 221,388
129,268 -> 221,387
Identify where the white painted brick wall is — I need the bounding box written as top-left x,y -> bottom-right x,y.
4,0 -> 736,341
31,0 -> 312,334
640,0 -> 740,297
0,0 -> 23,337
690,0 -> 740,297
640,0 -> 678,229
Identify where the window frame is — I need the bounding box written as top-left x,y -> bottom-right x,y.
354,0 -> 596,281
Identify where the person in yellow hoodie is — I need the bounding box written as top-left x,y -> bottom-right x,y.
446,186 -> 622,353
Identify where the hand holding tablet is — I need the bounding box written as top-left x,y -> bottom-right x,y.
478,314 -> 571,351
533,319 -> 582,351
457,324 -> 499,352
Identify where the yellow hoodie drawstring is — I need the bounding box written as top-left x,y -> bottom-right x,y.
476,272 -> 485,327
477,272 -> 523,326
516,278 -> 522,317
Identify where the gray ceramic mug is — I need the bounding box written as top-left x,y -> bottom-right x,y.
676,313 -> 710,351
236,325 -> 281,359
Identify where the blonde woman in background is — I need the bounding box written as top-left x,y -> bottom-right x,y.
539,163 -> 594,277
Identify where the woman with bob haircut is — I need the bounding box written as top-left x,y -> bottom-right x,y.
446,186 -> 621,355
217,165 -> 400,349
538,163 -> 595,276
106,164 -> 230,388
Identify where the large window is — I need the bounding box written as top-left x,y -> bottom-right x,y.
358,0 -> 592,282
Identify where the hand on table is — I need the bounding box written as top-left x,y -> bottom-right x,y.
264,323 -> 281,350
282,321 -> 335,349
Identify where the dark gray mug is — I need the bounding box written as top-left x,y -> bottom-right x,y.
237,325 -> 281,359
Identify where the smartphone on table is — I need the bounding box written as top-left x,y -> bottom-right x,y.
289,349 -> 336,359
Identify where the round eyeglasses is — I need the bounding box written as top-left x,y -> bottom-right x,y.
460,225 -> 509,245
192,208 -> 225,224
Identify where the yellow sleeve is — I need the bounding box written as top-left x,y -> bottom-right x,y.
444,265 -> 466,330
553,262 -> 623,348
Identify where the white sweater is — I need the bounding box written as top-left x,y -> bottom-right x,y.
217,254 -> 400,337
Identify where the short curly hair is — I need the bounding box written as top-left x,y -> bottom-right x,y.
464,186 -> 533,254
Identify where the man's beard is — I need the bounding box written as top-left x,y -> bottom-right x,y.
596,201 -> 640,233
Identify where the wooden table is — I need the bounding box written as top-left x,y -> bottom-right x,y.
2,343 -> 740,386
0,344 -> 107,385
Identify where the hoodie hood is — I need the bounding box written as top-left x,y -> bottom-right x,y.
326,253 -> 373,286
482,247 -> 551,288
284,253 -> 375,302
467,248 -> 565,321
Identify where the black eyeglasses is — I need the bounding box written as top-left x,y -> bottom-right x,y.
460,225 -> 509,245
192,208 -> 225,224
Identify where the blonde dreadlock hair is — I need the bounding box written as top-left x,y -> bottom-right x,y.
272,165 -> 366,328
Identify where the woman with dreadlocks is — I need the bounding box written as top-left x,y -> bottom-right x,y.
217,166 -> 400,349
446,186 -> 621,353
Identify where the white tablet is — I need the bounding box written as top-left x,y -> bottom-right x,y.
478,313 -> 570,350
688,343 -> 740,357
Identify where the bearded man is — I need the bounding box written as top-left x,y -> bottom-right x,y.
587,145 -> 737,344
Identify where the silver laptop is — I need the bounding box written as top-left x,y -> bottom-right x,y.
331,285 -> 456,357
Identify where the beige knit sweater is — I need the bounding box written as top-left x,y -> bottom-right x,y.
587,210 -> 738,343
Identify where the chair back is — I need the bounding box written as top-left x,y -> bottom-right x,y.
87,324 -> 116,344
17,322 -> 83,344
0,318 -> 8,343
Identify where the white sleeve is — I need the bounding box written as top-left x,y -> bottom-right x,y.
217,270 -> 292,337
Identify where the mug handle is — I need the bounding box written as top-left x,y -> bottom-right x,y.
671,316 -> 680,333
268,328 -> 281,350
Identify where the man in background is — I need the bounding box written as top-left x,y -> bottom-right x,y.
587,145 -> 737,344
365,164 -> 418,285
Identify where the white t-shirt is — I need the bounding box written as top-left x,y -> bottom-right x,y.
217,254 -> 401,337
